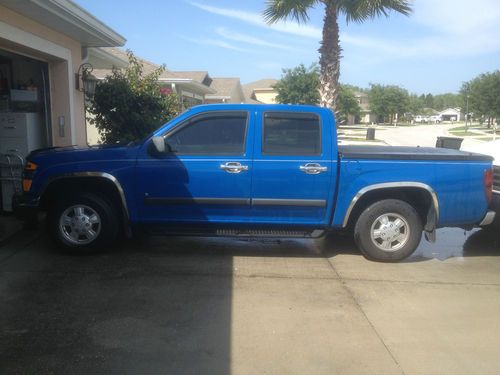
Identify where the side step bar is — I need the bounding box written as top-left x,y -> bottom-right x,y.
146,226 -> 326,239
215,229 -> 325,238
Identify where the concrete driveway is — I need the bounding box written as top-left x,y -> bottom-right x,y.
1,228 -> 500,375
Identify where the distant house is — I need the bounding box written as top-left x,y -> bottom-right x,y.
413,108 -> 441,123
88,48 -> 219,144
205,77 -> 245,104
91,48 -> 215,110
347,91 -> 377,125
243,79 -> 278,104
87,48 -> 257,143
439,108 -> 462,122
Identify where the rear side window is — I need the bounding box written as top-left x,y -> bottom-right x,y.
262,112 -> 321,156
166,112 -> 247,155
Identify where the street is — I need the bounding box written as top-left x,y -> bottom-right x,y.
373,124 -> 483,149
1,228 -> 500,375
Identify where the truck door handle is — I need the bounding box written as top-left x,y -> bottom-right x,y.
220,162 -> 249,174
300,163 -> 328,175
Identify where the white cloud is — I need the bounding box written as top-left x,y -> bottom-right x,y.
183,36 -> 250,52
408,0 -> 500,57
339,0 -> 500,60
414,0 -> 500,35
188,1 -> 322,39
215,27 -> 295,51
341,31 -> 500,60
188,0 -> 500,61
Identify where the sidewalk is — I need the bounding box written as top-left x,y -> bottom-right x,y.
373,123 -> 487,149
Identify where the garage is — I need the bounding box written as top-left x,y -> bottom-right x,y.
0,1 -> 125,214
0,49 -> 51,211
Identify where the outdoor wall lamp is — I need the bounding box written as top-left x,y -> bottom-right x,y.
75,63 -> 98,99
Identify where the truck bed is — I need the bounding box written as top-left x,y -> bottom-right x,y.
339,145 -> 494,161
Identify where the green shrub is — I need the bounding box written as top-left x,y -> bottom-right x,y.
88,51 -> 178,144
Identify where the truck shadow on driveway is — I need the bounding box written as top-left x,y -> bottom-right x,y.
461,228 -> 500,257
0,232 -> 235,374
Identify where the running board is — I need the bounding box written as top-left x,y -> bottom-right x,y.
146,225 -> 325,239
215,229 -> 325,238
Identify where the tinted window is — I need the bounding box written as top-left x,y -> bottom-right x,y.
262,112 -> 321,156
167,112 -> 247,155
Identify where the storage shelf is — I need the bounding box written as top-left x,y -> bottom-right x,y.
10,89 -> 38,102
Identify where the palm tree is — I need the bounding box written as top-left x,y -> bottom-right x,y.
263,0 -> 412,111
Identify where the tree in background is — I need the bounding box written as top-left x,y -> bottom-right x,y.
368,84 -> 410,125
461,71 -> 500,128
274,64 -> 361,123
263,0 -> 412,111
336,85 -> 361,124
408,93 -> 425,114
274,64 -> 320,105
408,92 -> 461,114
424,93 -> 434,109
88,51 -> 179,144
433,93 -> 461,111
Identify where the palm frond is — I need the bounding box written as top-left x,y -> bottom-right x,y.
263,0 -> 318,24
338,0 -> 413,24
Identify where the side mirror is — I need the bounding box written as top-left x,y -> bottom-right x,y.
151,136 -> 165,153
149,136 -> 175,156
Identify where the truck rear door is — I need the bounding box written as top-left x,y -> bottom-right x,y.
250,109 -> 336,226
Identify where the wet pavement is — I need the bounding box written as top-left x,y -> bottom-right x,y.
1,228 -> 500,374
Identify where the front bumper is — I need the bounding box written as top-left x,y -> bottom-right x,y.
12,193 -> 40,221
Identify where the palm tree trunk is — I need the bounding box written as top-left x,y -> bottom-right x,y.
319,1 -> 341,111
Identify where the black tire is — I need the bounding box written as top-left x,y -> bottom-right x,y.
354,199 -> 423,262
48,192 -> 119,253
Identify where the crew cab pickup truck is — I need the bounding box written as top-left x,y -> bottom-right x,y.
13,104 -> 496,262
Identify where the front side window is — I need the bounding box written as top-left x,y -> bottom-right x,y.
166,112 -> 247,155
262,112 -> 321,156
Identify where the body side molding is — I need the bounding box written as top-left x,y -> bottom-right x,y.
144,197 -> 326,207
252,198 -> 326,207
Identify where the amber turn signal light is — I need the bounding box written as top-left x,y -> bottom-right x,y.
22,179 -> 32,192
25,161 -> 38,171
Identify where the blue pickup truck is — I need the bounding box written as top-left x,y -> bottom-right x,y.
13,104 -> 496,262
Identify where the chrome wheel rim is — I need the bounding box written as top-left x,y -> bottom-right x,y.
59,205 -> 101,245
370,213 -> 410,252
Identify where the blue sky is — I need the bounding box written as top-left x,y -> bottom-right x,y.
76,0 -> 500,94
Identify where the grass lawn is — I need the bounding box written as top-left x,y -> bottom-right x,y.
449,125 -> 495,136
449,130 -> 473,136
339,137 -> 384,142
476,137 -> 495,141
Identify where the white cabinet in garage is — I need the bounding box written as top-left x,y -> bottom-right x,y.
0,112 -> 45,155
0,112 -> 46,211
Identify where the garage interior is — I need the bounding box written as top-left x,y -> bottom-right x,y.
0,48 -> 51,212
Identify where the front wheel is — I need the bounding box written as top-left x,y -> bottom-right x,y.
48,192 -> 119,253
354,199 -> 423,262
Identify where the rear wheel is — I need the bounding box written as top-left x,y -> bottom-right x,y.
354,199 -> 423,262
48,192 -> 119,253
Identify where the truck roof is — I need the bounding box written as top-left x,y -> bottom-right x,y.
189,103 -> 330,113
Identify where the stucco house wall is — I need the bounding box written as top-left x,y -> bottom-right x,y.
0,4 -> 87,146
0,1 -> 124,148
254,90 -> 277,104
